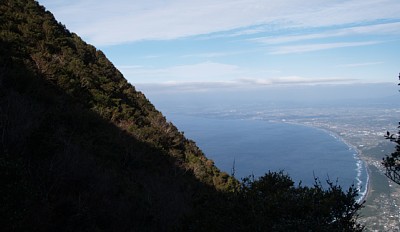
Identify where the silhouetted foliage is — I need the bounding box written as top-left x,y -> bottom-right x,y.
182,172 -> 364,231
382,73 -> 400,184
1,0 -> 364,231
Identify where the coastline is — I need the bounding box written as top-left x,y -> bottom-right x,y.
280,120 -> 371,203
179,115 -> 372,203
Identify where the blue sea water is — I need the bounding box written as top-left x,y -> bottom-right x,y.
168,113 -> 368,197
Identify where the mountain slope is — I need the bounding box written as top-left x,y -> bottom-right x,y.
0,0 -> 233,231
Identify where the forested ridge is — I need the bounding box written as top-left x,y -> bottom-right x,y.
1,0 -> 364,231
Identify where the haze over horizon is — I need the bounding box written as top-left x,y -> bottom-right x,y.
38,0 -> 400,93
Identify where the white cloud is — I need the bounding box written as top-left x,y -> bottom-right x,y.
118,61 -> 288,85
135,76 -> 358,93
237,76 -> 357,85
252,22 -> 400,44
137,81 -> 238,93
116,60 -> 358,89
337,62 -> 384,68
118,61 -> 241,83
269,41 -> 382,54
180,50 -> 254,58
38,0 -> 400,45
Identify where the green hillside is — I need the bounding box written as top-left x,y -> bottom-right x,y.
0,1 -> 364,231
0,0 -> 234,231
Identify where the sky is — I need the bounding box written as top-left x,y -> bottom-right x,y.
37,0 -> 400,92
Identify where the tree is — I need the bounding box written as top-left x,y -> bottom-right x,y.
184,171 -> 364,231
382,73 -> 400,184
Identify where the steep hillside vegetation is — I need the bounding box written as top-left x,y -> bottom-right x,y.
0,0 -> 233,231
1,1 -> 364,231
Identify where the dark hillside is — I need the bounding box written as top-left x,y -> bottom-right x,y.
0,0 -> 233,231
0,0 -> 230,187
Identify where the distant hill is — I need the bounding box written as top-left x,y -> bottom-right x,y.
0,1 -> 365,231
0,0 -> 234,231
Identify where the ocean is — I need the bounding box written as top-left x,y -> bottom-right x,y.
167,113 -> 368,198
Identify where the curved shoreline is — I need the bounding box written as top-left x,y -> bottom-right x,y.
178,114 -> 371,203
280,121 -> 370,203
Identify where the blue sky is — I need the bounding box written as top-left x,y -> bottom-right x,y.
38,0 -> 400,91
